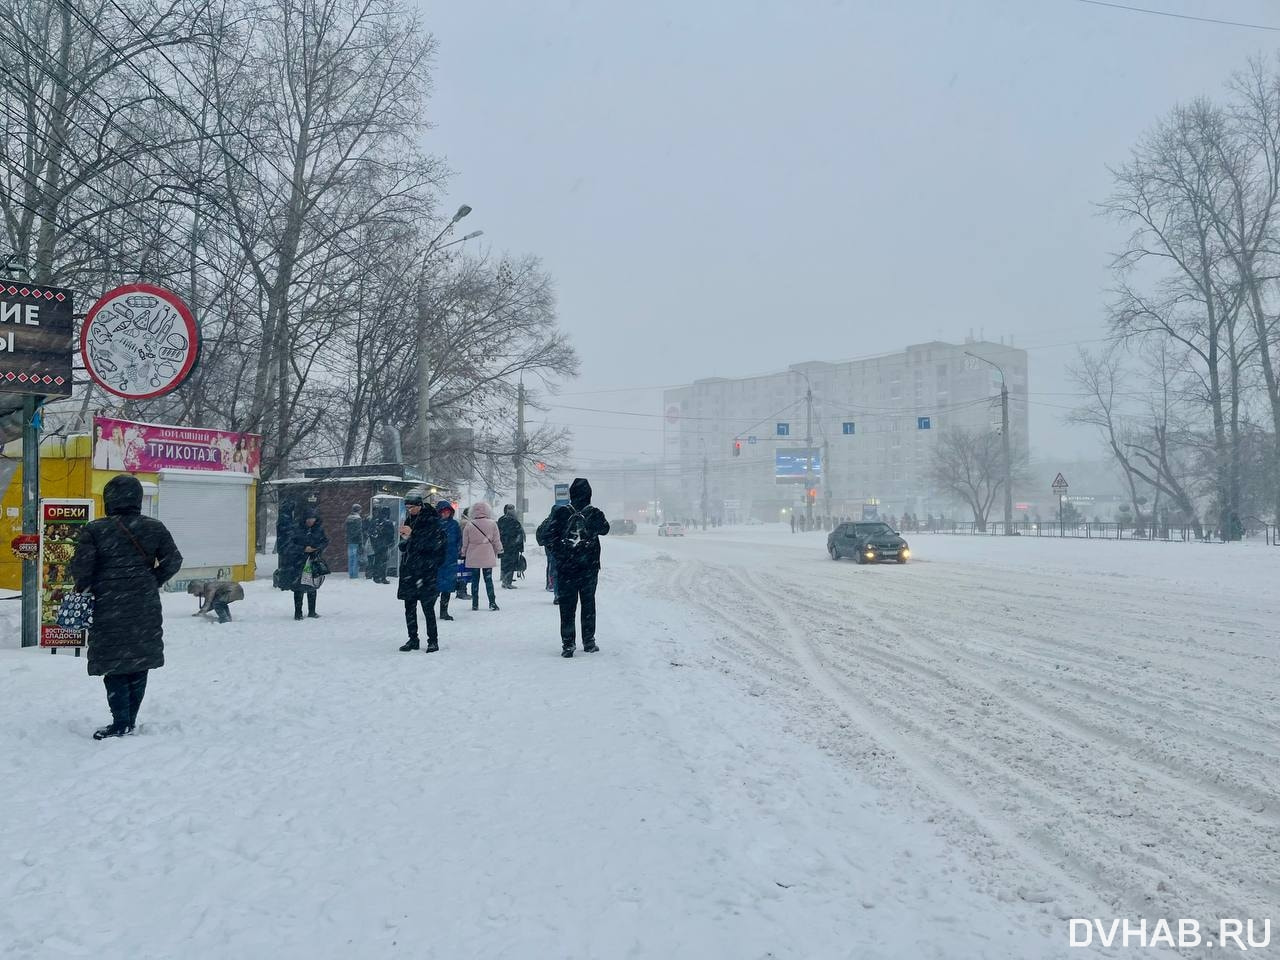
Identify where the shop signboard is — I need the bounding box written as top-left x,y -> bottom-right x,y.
93,416 -> 262,477
39,499 -> 94,647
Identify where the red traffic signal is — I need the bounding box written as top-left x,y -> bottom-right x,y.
733,441 -> 742,457
806,488 -> 817,504
535,461 -> 546,472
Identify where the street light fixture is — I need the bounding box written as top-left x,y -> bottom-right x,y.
417,205 -> 480,480
964,351 -> 1013,535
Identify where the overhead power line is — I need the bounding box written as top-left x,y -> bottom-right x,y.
1073,0 -> 1280,32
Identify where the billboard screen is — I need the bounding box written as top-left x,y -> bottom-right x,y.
775,448 -> 822,485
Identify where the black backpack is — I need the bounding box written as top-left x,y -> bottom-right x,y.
558,507 -> 597,562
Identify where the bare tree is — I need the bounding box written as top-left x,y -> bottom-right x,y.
928,428 -> 1024,531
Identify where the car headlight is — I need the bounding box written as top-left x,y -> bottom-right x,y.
900,548 -> 910,559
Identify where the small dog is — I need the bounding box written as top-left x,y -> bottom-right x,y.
187,579 -> 245,623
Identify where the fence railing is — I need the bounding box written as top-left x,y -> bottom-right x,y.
917,520 -> 1203,541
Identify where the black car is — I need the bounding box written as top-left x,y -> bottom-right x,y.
828,521 -> 910,564
616,518 -> 637,535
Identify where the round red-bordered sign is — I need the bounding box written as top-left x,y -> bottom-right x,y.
81,283 -> 200,400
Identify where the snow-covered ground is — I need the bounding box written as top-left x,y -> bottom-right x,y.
2,528 -> 1275,958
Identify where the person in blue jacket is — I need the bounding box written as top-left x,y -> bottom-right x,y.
436,501 -> 461,621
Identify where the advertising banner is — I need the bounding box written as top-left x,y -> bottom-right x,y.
39,499 -> 94,647
774,448 -> 822,485
0,281 -> 74,397
93,416 -> 262,477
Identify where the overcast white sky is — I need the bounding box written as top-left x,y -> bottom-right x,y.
418,0 -> 1280,471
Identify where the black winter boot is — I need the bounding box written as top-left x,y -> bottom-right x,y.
583,641 -> 599,653
489,601 -> 500,611
425,639 -> 439,653
293,592 -> 304,621
93,723 -> 129,740
439,594 -> 454,621
306,592 -> 319,619
400,638 -> 420,652
561,647 -> 574,658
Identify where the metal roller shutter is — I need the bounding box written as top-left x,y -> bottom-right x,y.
158,469 -> 252,568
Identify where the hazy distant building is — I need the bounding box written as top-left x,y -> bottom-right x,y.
661,339 -> 1029,521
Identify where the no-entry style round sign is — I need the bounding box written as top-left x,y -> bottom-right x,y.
81,283 -> 200,400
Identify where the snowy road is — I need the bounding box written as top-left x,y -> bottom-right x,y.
622,527 -> 1279,952
1,528 -> 1275,958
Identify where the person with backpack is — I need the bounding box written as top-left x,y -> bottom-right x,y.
69,475 -> 184,739
344,504 -> 365,578
498,503 -> 525,589
435,500 -> 461,621
461,502 -> 502,611
537,478 -> 610,658
398,490 -> 447,652
537,504 -> 560,603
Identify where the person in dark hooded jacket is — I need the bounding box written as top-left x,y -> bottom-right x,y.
536,477 -> 609,657
435,501 -> 461,621
70,475 -> 183,739
280,509 -> 329,620
497,503 -> 525,589
398,490 -> 447,652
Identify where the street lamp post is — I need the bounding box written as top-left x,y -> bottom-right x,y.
965,351 -> 1013,535
416,205 -> 479,480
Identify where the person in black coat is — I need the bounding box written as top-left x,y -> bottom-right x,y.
398,489 -> 447,652
368,507 -> 396,584
536,477 -> 610,658
70,475 -> 183,739
497,503 -> 525,590
280,509 -> 329,620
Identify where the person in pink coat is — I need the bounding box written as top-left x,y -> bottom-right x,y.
461,502 -> 503,611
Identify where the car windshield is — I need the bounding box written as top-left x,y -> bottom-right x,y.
854,523 -> 893,536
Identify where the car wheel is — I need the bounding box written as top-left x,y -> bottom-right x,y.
829,545 -> 839,560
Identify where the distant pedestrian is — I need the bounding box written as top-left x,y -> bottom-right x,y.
498,503 -> 525,589
275,499 -> 296,555
70,475 -> 183,739
398,490 -> 446,652
187,578 -> 244,623
456,507 -> 472,600
435,501 -> 461,621
537,504 -> 560,602
345,503 -> 364,578
281,508 -> 329,621
368,507 -> 396,584
538,478 -> 610,658
790,512 -> 796,534
462,502 -> 503,611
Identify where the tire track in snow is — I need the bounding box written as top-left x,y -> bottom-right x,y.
759,567 -> 1280,918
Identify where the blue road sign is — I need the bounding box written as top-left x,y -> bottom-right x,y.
842,421 -> 855,435
747,435 -> 758,445
776,423 -> 790,437
917,416 -> 931,430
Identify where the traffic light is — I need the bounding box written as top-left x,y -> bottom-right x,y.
535,461 -> 546,472
733,441 -> 742,457
806,488 -> 817,505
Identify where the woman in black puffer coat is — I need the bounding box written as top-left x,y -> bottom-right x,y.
279,509 -> 329,620
70,475 -> 183,739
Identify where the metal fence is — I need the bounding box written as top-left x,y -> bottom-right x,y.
917,520 -> 1203,541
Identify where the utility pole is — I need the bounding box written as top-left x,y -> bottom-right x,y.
416,289 -> 432,481
514,381 -> 526,522
822,437 -> 831,529
966,351 -> 1013,535
803,383 -> 814,526
414,204 -> 476,481
21,396 -> 38,647
1000,377 -> 1013,534
701,448 -> 709,530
